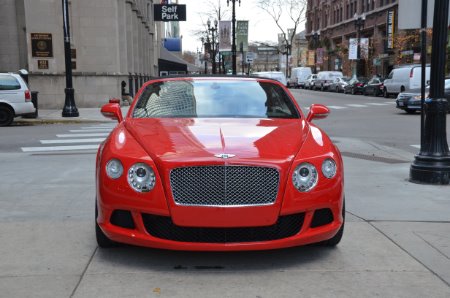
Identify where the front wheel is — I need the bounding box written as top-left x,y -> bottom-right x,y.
95,203 -> 118,248
319,201 -> 345,247
0,106 -> 14,127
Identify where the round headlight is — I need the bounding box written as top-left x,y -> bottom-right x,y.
322,158 -> 337,179
292,163 -> 318,192
127,163 -> 156,192
106,159 -> 123,179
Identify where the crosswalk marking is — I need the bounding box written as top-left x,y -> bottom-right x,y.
22,124 -> 114,153
346,104 -> 368,108
40,138 -> 106,144
22,145 -> 100,152
411,145 -> 450,150
69,129 -> 113,133
367,103 -> 389,106
56,133 -> 110,138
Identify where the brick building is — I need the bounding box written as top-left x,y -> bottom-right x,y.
306,0 -> 399,78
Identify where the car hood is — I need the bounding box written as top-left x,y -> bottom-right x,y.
124,118 -> 306,166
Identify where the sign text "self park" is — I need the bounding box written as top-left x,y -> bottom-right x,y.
154,4 -> 186,22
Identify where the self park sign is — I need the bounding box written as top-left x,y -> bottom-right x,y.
154,4 -> 186,21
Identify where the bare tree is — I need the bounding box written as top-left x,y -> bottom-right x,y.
190,0 -> 230,43
256,0 -> 307,77
256,0 -> 307,49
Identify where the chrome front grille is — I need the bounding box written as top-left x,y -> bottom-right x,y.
170,166 -> 279,206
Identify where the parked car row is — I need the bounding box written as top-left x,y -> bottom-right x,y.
292,71 -> 385,97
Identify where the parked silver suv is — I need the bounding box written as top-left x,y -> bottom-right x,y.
0,73 -> 35,126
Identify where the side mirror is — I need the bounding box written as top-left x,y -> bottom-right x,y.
101,102 -> 123,123
306,104 -> 330,122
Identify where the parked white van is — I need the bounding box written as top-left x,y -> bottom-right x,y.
383,65 -> 431,98
252,71 -> 288,87
288,67 -> 312,88
0,73 -> 35,126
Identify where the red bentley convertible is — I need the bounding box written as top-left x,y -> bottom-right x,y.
96,76 -> 344,251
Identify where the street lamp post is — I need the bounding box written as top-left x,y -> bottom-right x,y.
410,0 -> 450,184
354,13 -> 365,78
61,0 -> 78,117
200,37 -> 208,74
281,39 -> 291,78
227,0 -> 241,75
207,19 -> 218,74
312,31 -> 320,73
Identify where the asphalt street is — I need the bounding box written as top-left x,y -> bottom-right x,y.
0,91 -> 449,297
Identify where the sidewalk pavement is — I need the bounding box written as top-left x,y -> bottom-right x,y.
16,106 -> 130,124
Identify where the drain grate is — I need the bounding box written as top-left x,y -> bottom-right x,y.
341,152 -> 409,164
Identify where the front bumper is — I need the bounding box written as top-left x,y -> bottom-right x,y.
97,193 -> 344,251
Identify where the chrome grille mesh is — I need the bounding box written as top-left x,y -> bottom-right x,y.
170,166 -> 279,206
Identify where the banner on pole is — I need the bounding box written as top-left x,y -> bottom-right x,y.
307,50 -> 315,66
349,38 -> 358,60
236,21 -> 249,52
219,21 -> 232,52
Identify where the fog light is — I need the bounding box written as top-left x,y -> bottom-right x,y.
106,159 -> 123,179
322,158 -> 337,179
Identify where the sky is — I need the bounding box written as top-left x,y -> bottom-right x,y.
178,0 -> 305,52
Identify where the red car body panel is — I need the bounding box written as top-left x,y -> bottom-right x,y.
96,77 -> 344,251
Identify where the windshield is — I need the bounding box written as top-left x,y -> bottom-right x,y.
133,79 -> 300,119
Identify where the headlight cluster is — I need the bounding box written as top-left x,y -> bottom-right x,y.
292,158 -> 337,192
105,159 -> 156,193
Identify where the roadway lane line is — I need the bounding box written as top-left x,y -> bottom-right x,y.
346,104 -> 368,108
56,133 -> 110,138
327,106 -> 347,109
22,145 -> 100,152
40,138 -> 105,144
366,103 -> 389,106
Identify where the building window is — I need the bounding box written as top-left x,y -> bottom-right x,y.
346,4 -> 349,19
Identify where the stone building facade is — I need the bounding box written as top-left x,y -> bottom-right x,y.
0,0 -> 162,108
306,0 -> 399,77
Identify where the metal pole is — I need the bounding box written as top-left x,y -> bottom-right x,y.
420,0 -> 427,152
410,0 -> 450,184
230,0 -> 237,75
356,22 -> 360,78
212,28 -> 216,74
61,0 -> 78,117
285,45 -> 289,78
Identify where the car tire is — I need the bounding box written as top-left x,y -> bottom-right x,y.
405,109 -> 416,114
0,105 -> 14,127
319,200 -> 345,247
383,88 -> 389,98
95,203 -> 118,248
